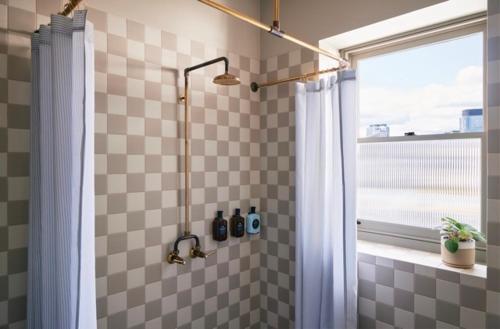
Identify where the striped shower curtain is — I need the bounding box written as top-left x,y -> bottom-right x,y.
28,11 -> 96,329
295,72 -> 358,329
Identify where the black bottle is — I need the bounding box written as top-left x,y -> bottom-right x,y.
212,210 -> 228,241
230,208 -> 245,237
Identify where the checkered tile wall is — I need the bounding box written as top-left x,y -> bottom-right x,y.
258,6 -> 500,325
486,0 -> 500,327
2,0 -> 500,328
358,254 -> 492,329
0,2 -> 263,328
258,48 -> 318,329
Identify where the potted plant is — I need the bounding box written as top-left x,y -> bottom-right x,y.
435,217 -> 486,269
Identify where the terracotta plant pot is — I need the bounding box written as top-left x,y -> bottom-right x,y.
441,237 -> 475,269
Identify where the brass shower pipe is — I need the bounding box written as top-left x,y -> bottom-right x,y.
179,57 -> 238,236
250,66 -> 340,92
198,0 -> 349,66
59,0 -> 84,16
167,57 -> 238,265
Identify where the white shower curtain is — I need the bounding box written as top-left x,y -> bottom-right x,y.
28,11 -> 96,329
295,72 -> 357,329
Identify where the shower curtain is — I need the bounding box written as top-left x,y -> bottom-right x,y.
27,11 -> 96,329
295,72 -> 357,329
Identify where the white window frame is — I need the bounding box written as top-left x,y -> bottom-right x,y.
342,14 -> 487,261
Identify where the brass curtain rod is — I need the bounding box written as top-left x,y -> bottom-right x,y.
59,0 -> 84,16
250,66 -> 340,92
198,0 -> 350,66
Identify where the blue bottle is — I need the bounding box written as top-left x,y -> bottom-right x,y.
246,206 -> 260,234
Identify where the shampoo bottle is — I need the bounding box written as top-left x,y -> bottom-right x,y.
246,206 -> 260,234
230,208 -> 245,237
212,210 -> 227,241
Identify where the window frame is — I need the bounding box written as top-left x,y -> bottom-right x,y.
342,15 -> 487,261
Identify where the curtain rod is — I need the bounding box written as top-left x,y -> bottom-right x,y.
59,0 -> 84,16
250,66 -> 340,92
198,0 -> 350,66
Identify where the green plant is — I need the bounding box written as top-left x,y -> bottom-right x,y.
436,217 -> 486,253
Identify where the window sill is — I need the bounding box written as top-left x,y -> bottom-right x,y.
357,239 -> 487,279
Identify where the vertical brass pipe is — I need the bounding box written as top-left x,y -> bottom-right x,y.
59,0 -> 83,16
184,75 -> 190,236
273,0 -> 280,29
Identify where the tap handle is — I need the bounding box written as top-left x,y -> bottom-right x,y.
174,258 -> 186,265
190,247 -> 217,259
204,249 -> 217,257
167,251 -> 186,265
198,249 -> 216,259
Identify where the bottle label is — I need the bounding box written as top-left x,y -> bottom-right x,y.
252,219 -> 259,229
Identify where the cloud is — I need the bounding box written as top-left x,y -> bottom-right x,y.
359,66 -> 483,136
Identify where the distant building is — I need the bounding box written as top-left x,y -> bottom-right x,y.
367,124 -> 390,137
460,108 -> 483,132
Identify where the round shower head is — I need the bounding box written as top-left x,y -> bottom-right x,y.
213,72 -> 240,86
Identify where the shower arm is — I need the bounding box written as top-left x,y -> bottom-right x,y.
198,0 -> 349,66
180,56 -> 229,236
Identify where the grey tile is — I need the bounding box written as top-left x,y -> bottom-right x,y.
359,314 -> 376,329
108,310 -> 127,328
487,268 -> 500,292
7,248 -> 27,274
394,288 -> 414,312
145,299 -> 161,321
108,232 -> 127,254
436,269 -> 460,283
376,265 -> 394,287
415,274 -> 436,298
436,300 -> 460,326
394,260 -> 414,273
358,253 -> 376,264
127,286 -> 145,308
108,272 -> 127,294
7,296 -> 26,323
486,313 -> 500,329
460,285 -> 486,311
376,302 -> 394,325
415,314 -> 436,329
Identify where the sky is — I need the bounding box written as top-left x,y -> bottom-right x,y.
357,32 -> 483,137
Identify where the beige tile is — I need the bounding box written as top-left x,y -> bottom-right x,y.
107,54 -> 126,76
107,13 -> 126,37
127,78 -> 145,99
107,154 -> 127,174
8,80 -> 29,105
9,0 -> 35,12
108,34 -> 127,57
107,114 -> 127,135
127,39 -> 144,61
86,7 -> 107,32
144,26 -> 161,47
8,6 -> 35,33
107,74 -> 127,96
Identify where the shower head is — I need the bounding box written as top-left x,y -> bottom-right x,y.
213,72 -> 240,86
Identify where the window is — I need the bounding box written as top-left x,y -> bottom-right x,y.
346,19 -> 486,254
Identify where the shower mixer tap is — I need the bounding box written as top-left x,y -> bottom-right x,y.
166,233 -> 216,265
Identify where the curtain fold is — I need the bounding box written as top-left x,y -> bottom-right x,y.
295,72 -> 357,329
27,11 -> 96,329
